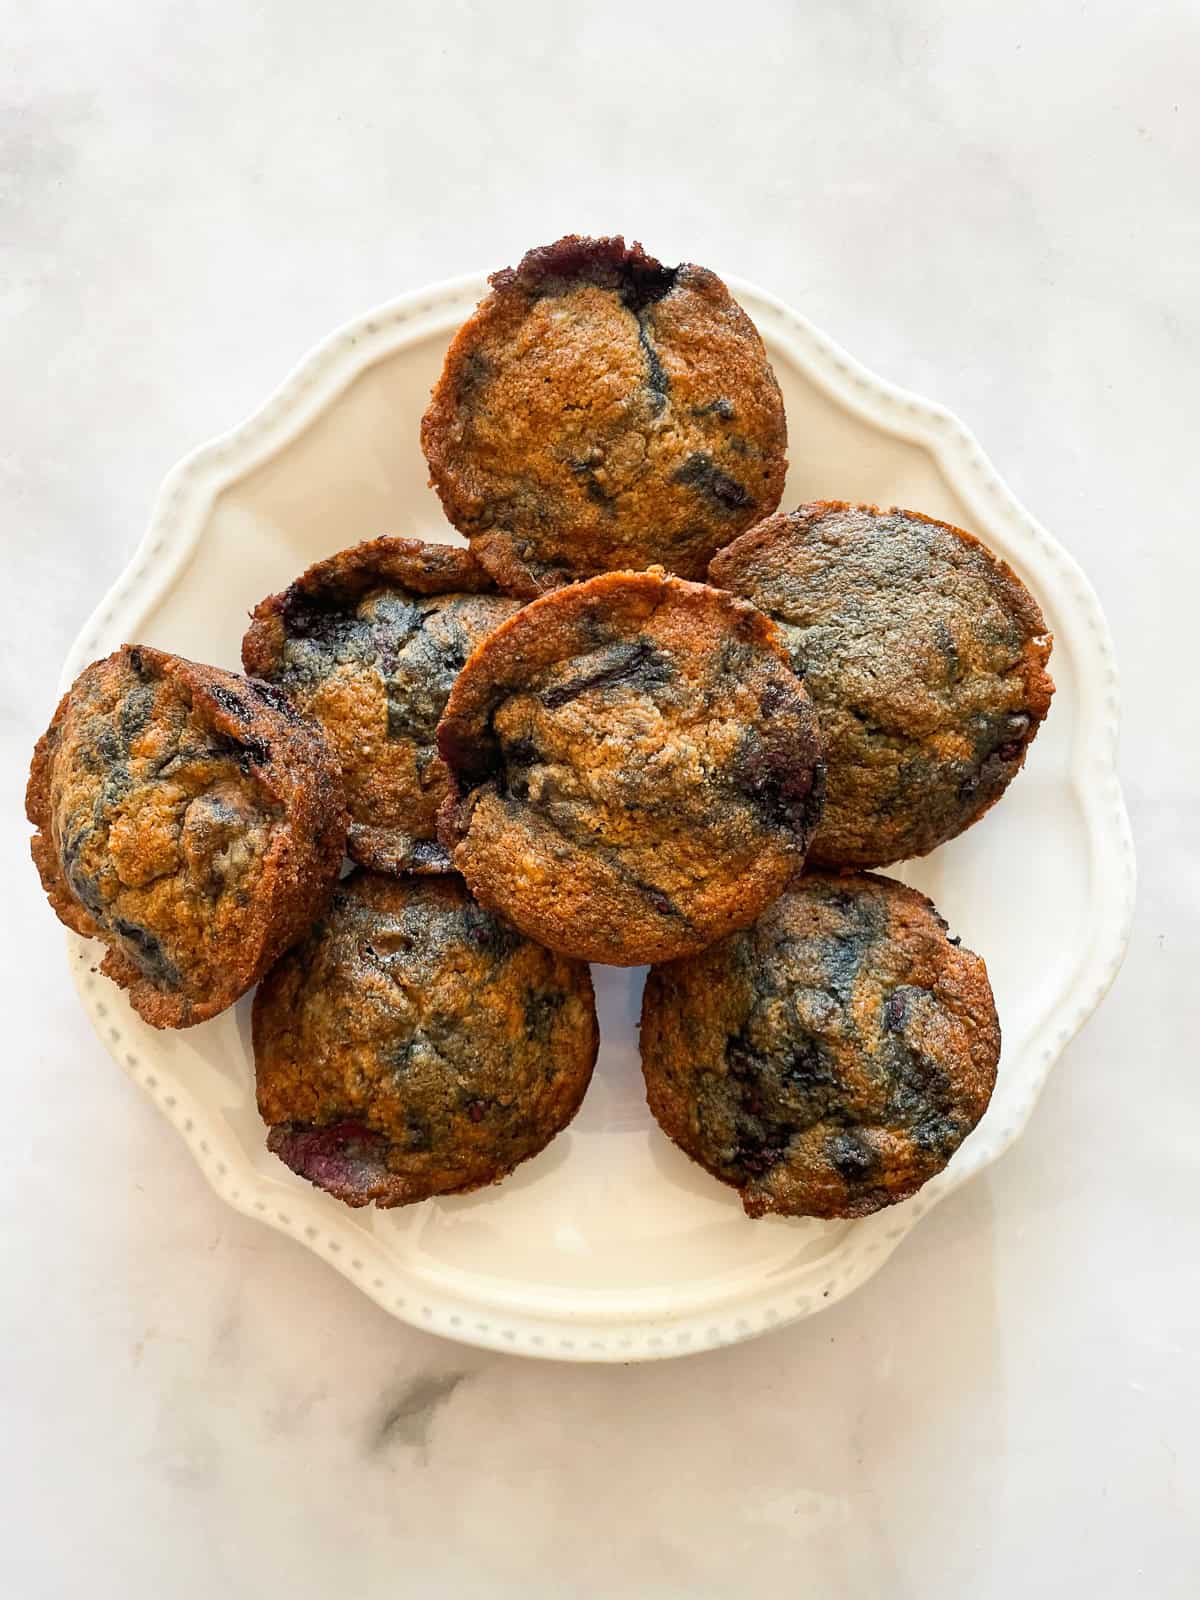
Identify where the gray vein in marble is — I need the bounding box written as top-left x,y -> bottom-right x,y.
370,1373 -> 468,1455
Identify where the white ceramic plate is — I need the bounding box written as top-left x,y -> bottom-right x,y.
60,272 -> 1135,1362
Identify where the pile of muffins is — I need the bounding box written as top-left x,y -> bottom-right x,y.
27,236 -> 1054,1222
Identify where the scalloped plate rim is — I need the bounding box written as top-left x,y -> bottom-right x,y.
59,269 -> 1136,1362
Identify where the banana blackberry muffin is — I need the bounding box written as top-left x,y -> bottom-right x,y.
436,569 -> 825,966
27,645 -> 347,1028
242,536 -> 522,874
640,872 -> 999,1219
254,871 -> 599,1207
421,235 -> 788,595
709,501 -> 1054,869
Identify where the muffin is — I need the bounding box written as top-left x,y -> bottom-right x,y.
640,872 -> 1000,1218
709,501 -> 1054,869
643,870 -> 998,1216
253,871 -> 599,1207
27,645 -> 347,1028
242,536 -> 522,874
421,235 -> 788,595
436,568 -> 825,966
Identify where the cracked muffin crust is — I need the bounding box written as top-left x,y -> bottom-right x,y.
26,645 -> 347,1028
253,871 -> 599,1207
420,235 -> 788,596
242,536 -> 522,874
709,500 -> 1054,869
436,569 -> 825,966
640,872 -> 999,1218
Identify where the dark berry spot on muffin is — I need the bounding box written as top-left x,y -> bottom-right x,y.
491,237 -> 679,309
569,455 -> 617,506
60,821 -> 90,875
783,1035 -> 840,1097
221,733 -> 272,774
280,589 -> 357,648
883,979 -> 940,1043
249,679 -> 303,721
636,317 -> 671,411
119,683 -> 157,742
821,923 -> 877,1001
724,1031 -> 761,1081
692,398 -> 736,420
732,732 -> 821,833
98,762 -> 134,813
758,678 -> 790,716
71,868 -> 107,920
882,1030 -> 952,1125
460,898 -> 519,954
524,988 -> 565,1042
638,883 -> 682,920
95,725 -> 124,767
541,638 -> 674,709
885,990 -> 908,1030
268,1120 -> 393,1198
673,452 -> 751,512
437,720 -> 498,787
502,736 -> 540,775
826,1130 -> 878,1184
912,1114 -> 964,1159
208,683 -> 249,721
616,259 -> 678,313
734,1136 -> 787,1179
112,918 -> 180,986
933,620 -> 963,684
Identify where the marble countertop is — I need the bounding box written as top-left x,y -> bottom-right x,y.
4,2 -> 1196,1594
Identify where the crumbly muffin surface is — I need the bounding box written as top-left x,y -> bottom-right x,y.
243,536 -> 521,874
421,235 -> 788,595
27,645 -> 346,1027
640,872 -> 1000,1218
437,569 -> 824,965
710,501 -> 1054,868
254,872 -> 598,1206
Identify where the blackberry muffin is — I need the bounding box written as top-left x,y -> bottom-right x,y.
27,645 -> 347,1028
640,872 -> 999,1219
421,235 -> 788,595
242,536 -> 522,874
253,872 -> 599,1207
436,568 -> 825,966
709,501 -> 1054,869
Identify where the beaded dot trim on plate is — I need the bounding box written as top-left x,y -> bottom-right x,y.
62,274 -> 1136,1361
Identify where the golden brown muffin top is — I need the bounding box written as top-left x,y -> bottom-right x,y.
242,536 -> 522,875
640,872 -> 999,1218
254,871 -> 598,1207
27,645 -> 346,1028
436,569 -> 825,966
421,235 -> 788,595
710,501 -> 1054,868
